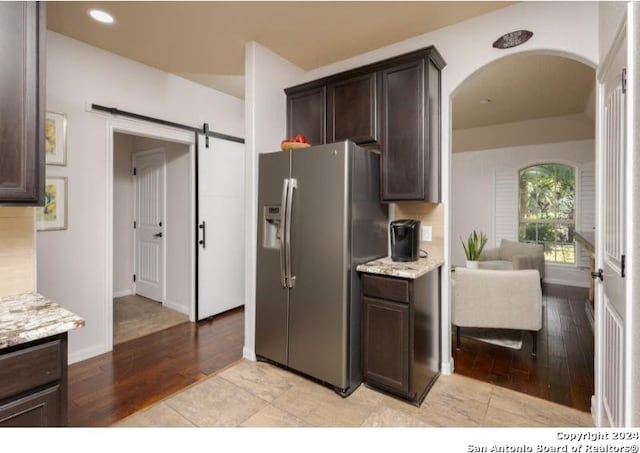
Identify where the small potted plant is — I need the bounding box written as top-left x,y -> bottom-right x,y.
461,230 -> 487,269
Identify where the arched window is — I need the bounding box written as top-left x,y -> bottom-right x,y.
519,163 -> 576,264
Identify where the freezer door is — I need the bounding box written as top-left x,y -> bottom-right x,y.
288,143 -> 350,389
255,151 -> 291,365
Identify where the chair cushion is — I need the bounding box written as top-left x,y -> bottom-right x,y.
499,239 -> 543,261
452,268 -> 543,331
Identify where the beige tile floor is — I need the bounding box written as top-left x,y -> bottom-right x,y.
113,359 -> 594,428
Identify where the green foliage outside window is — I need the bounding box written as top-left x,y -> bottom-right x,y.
518,163 -> 576,264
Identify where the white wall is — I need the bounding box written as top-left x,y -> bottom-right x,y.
113,133 -> 135,297
452,139 -> 595,287
599,1 -> 627,62
164,146 -> 191,315
243,42 -> 305,360
39,32 -> 244,363
244,2 -> 599,373
452,113 -> 594,153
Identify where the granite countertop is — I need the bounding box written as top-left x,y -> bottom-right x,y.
356,256 -> 444,279
0,292 -> 85,349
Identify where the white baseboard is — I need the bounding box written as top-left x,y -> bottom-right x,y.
113,289 -> 132,298
163,298 -> 189,316
441,357 -> 455,375
69,344 -> 106,365
243,346 -> 256,361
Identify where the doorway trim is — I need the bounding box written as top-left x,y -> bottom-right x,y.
105,117 -> 196,353
444,50 -> 598,409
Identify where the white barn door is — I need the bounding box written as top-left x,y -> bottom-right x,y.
197,135 -> 245,320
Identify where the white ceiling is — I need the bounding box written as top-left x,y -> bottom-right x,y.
46,1 -> 511,99
47,2 -> 595,149
453,54 -> 595,130
451,54 -> 595,152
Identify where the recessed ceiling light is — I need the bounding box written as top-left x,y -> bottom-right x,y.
480,99 -> 492,105
88,9 -> 114,24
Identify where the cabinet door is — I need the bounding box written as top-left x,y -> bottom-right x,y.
0,385 -> 61,427
286,86 -> 325,146
327,72 -> 377,144
379,59 -> 426,201
0,2 -> 45,205
363,297 -> 409,394
0,339 -> 62,400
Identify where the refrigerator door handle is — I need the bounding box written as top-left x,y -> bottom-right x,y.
280,178 -> 289,288
285,178 -> 297,288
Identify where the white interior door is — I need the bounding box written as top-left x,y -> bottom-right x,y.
197,135 -> 245,320
134,150 -> 165,302
597,34 -> 627,427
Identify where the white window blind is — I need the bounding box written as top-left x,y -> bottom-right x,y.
579,165 -> 595,268
494,168 -> 518,244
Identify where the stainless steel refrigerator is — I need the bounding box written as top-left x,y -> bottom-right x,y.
255,140 -> 388,395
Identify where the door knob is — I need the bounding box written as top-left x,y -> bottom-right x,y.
154,232 -> 162,238
591,268 -> 603,281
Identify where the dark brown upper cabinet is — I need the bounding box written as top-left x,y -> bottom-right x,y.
0,2 -> 45,206
327,72 -> 377,144
286,86 -> 325,146
285,46 -> 445,203
379,60 -> 425,201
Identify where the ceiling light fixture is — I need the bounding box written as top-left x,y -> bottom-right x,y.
493,30 -> 533,49
88,9 -> 114,24
480,99 -> 492,105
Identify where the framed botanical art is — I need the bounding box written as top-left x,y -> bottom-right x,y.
45,111 -> 67,166
37,177 -> 68,231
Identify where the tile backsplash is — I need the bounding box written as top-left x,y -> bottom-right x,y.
393,202 -> 444,262
0,208 -> 35,296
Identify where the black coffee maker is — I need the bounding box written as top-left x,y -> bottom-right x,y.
390,219 -> 421,262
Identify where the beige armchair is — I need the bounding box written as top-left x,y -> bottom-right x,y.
479,239 -> 545,280
452,267 -> 543,356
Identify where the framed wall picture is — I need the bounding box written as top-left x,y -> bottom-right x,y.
45,111 -> 67,166
37,177 -> 68,231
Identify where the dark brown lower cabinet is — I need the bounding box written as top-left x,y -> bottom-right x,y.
0,385 -> 60,427
0,333 -> 68,427
363,298 -> 410,393
362,269 -> 440,405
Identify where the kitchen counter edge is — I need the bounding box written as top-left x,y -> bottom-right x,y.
0,292 -> 85,350
356,256 -> 444,279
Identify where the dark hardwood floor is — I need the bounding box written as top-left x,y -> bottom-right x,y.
452,283 -> 594,412
68,307 -> 244,427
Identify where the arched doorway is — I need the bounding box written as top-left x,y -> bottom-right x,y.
446,51 -> 597,411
